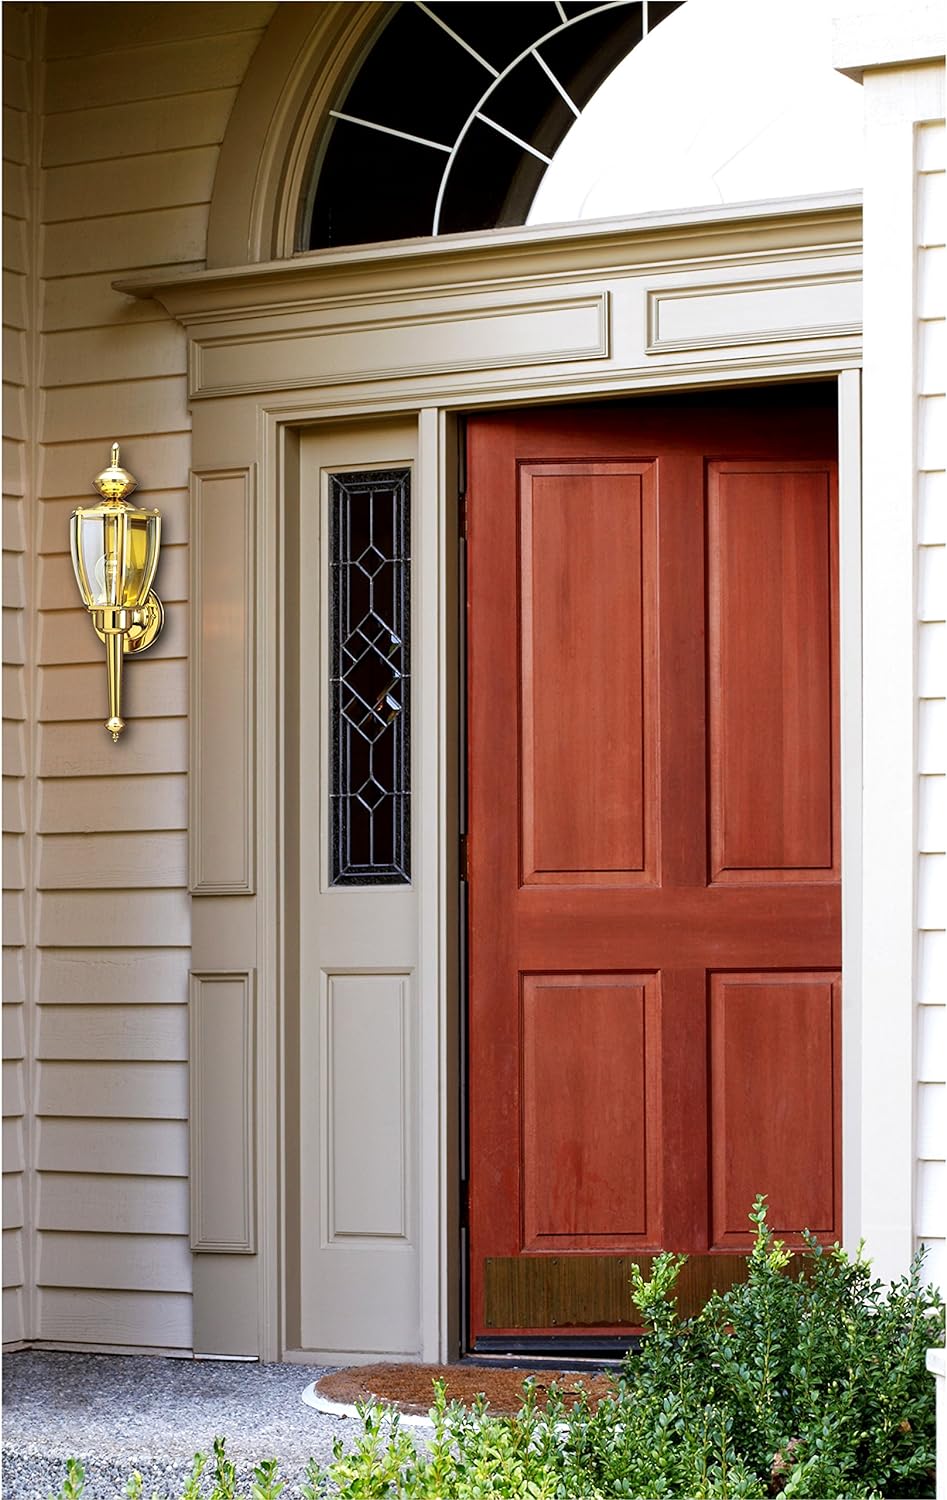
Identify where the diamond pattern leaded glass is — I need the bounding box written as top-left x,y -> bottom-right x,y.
329,469 -> 410,885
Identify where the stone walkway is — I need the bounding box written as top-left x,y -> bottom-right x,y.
1,1350 -> 360,1498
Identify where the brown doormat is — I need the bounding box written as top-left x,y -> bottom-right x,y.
315,1363 -> 614,1419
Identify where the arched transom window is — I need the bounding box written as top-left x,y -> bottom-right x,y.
306,0 -> 684,249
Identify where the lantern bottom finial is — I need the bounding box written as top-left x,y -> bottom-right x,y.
107,716 -> 125,742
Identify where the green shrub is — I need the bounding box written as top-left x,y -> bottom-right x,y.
47,1199 -> 944,1500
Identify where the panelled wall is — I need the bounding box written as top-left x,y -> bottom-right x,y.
6,1 -> 275,1353
916,117 -> 946,1292
3,0 -> 37,1349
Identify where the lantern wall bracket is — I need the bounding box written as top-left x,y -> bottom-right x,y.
91,591 -> 165,655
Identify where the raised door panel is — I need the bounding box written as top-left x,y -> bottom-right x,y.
708,462 -> 838,883
521,973 -> 659,1251
520,463 -> 657,885
709,972 -> 841,1247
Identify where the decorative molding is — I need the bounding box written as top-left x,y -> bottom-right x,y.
189,466 -> 257,894
647,272 -> 862,354
188,293 -> 610,400
189,970 -> 257,1254
322,972 -> 411,1245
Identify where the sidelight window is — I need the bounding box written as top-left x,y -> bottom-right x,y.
328,469 -> 411,886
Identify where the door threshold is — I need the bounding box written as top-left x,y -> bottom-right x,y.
465,1336 -> 640,1370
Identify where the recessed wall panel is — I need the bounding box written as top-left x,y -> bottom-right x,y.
520,462 -> 657,885
325,974 -> 408,1241
522,973 -> 657,1249
708,462 -> 837,881
710,971 -> 840,1246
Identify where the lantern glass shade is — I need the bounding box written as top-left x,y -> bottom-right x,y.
70,505 -> 161,612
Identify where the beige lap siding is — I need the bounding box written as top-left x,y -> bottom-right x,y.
3,1 -> 37,1350
27,1 -> 275,1354
916,120 -> 946,1294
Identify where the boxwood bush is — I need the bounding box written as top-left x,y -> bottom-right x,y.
50,1200 -> 943,1500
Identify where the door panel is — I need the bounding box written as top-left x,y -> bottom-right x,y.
520,463 -> 658,884
521,973 -> 659,1250
466,387 -> 841,1345
708,462 -> 839,881
709,972 -> 841,1245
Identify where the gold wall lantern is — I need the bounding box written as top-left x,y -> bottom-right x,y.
70,444 -> 164,741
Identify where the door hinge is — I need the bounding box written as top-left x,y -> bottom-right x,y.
459,833 -> 470,883
459,489 -> 468,540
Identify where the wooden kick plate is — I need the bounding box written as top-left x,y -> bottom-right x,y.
484,1254 -> 758,1328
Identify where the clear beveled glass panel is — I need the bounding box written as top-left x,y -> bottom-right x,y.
71,508 -> 160,610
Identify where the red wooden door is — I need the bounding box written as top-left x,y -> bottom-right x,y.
466,386 -> 841,1346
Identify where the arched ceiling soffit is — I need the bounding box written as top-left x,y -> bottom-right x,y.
207,0 -> 684,269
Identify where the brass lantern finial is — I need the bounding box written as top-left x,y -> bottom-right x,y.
92,443 -> 139,503
70,442 -> 164,742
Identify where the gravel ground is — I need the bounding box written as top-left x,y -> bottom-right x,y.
1,1350 -> 368,1498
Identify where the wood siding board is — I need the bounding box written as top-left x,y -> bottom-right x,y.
37,1231 -> 192,1294
3,1058 -> 25,1116
43,205 -> 210,277
37,1173 -> 189,1234
37,833 -> 188,891
3,494 -> 26,550
41,326 -> 186,389
3,831 -> 26,890
42,273 -> 181,332
3,1228 -> 25,1289
35,1288 -> 192,1349
41,90 -> 239,168
36,890 -> 190,947
3,948 -> 26,1004
37,1004 -> 188,1061
2,1002 -> 25,1059
45,32 -> 264,114
917,1005 -> 946,1083
40,435 -> 192,499
38,776 -> 187,834
36,1060 -> 189,1120
918,621 -> 946,698
3,1172 -> 24,1230
3,662 -> 26,719
43,148 -> 219,224
36,1118 -> 188,1176
44,3 -> 275,58
41,377 -> 189,445
37,949 -> 190,1006
2,1117 -> 25,1170
39,660 -> 188,724
37,718 -> 188,777
2,1285 -> 24,1342
2,214 -> 27,273
3,777 -> 26,835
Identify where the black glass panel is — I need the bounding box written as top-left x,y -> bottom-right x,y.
342,4 -> 486,143
537,6 -> 646,114
439,116 -> 545,234
329,469 -> 410,886
481,56 -> 575,162
423,3 -> 563,72
310,118 -> 447,250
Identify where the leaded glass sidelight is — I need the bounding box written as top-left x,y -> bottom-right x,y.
329,469 -> 411,886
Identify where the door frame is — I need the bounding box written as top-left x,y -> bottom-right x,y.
131,194 -> 869,1363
